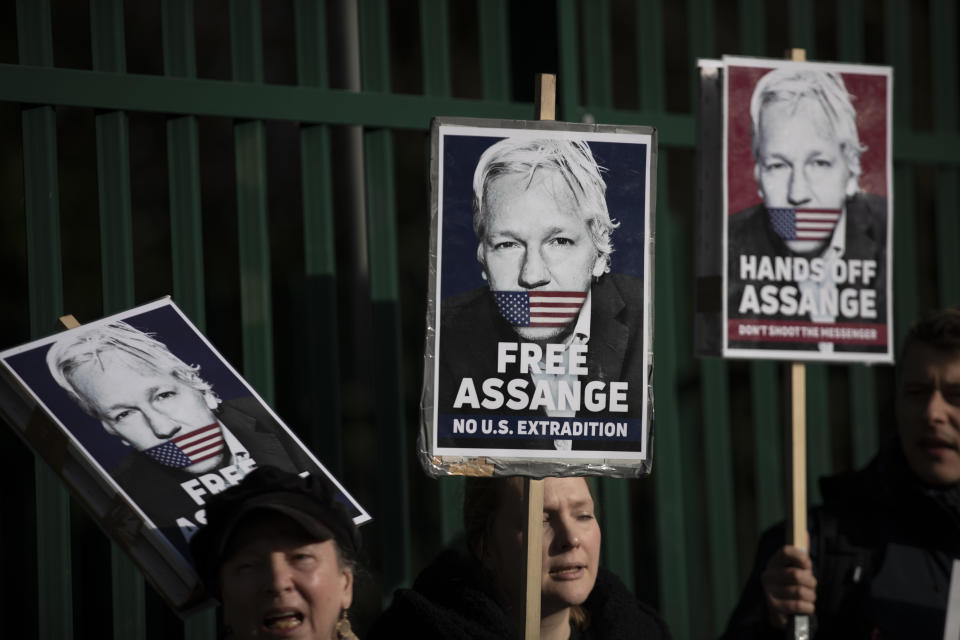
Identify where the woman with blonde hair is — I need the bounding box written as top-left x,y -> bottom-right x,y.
370,476 -> 669,639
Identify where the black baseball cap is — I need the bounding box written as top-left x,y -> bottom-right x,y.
190,466 -> 360,593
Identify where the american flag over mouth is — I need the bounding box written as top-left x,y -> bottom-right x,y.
768,207 -> 842,241
143,422 -> 224,469
493,290 -> 587,328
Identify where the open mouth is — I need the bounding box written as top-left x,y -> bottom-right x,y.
918,436 -> 958,453
549,564 -> 586,580
262,611 -> 304,633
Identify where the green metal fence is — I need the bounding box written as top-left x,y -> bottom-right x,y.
0,1 -> 956,639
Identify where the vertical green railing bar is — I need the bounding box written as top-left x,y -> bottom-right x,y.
738,0 -> 766,56
688,0 -> 739,630
930,0 -> 960,307
700,359 -> 738,629
358,0 -> 412,596
751,361 -> 783,530
163,0 -> 207,332
885,0 -> 916,348
294,0 -> 345,475
581,0 -> 633,586
836,0 -> 878,469
687,0 -> 715,110
90,3 -> 147,636
804,363 -> 830,504
420,0 -> 451,98
738,0 -> 785,534
556,0 -> 581,122
788,0 -> 815,52
230,0 -> 275,405
418,0 -> 464,546
639,0 -> 666,111
836,0 -> 864,63
580,0 -> 612,109
17,2 -> 72,639
477,0 -> 510,101
653,154 -> 690,640
162,2 -> 216,637
576,0 -> 634,591
91,0 -> 135,313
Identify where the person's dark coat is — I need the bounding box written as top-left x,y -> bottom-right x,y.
722,440 -> 960,639
368,548 -> 671,640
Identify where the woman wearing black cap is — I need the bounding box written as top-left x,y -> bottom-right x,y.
190,466 -> 361,640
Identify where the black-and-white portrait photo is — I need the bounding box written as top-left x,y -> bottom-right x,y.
1,300 -> 368,563
723,58 -> 893,361
426,120 -> 655,464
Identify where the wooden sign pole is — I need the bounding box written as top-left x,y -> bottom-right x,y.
784,46 -> 810,640
521,476 -> 545,640
518,73 -> 557,640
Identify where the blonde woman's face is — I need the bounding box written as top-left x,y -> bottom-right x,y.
484,477 -> 602,617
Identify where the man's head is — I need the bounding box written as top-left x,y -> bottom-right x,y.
47,321 -> 225,474
750,68 -> 864,212
471,137 -> 619,341
897,309 -> 960,486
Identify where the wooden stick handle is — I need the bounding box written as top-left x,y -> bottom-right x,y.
789,362 -> 807,550
521,478 -> 544,640
534,73 -> 556,121
518,72 -> 558,640
785,47 -> 810,640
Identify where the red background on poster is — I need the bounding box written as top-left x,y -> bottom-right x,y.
726,64 -> 889,215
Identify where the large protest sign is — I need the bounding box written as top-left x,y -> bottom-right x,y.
420,118 -> 656,477
720,56 -> 893,362
0,298 -> 369,609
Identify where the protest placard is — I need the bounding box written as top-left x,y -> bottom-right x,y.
420,118 -> 656,477
721,56 -> 893,362
0,298 -> 369,610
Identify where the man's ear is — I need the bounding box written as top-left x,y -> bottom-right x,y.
477,243 -> 489,281
592,254 -> 606,278
754,163 -> 764,200
845,171 -> 859,198
204,392 -> 219,411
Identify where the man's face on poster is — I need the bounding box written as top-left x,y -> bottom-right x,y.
66,349 -> 224,474
754,97 -> 856,211
478,170 -> 605,342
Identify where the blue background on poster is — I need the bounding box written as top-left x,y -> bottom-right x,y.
440,134 -> 649,301
4,305 -> 252,472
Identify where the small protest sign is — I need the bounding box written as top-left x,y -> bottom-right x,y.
0,298 -> 369,609
420,118 -> 656,476
721,56 -> 893,362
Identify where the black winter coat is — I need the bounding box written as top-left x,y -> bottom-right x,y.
722,441 -> 960,639
368,548 -> 671,640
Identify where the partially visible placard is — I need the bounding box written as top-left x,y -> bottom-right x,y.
420,118 -> 656,478
720,56 -> 893,362
0,298 -> 370,610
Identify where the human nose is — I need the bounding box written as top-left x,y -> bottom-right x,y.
143,408 -> 181,439
925,390 -> 950,425
266,555 -> 294,595
552,516 -> 581,551
518,248 -> 551,289
787,168 -> 812,206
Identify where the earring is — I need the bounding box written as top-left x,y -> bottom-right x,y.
336,610 -> 357,640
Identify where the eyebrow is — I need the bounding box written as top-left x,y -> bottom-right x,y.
102,385 -> 166,413
488,224 -> 581,239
